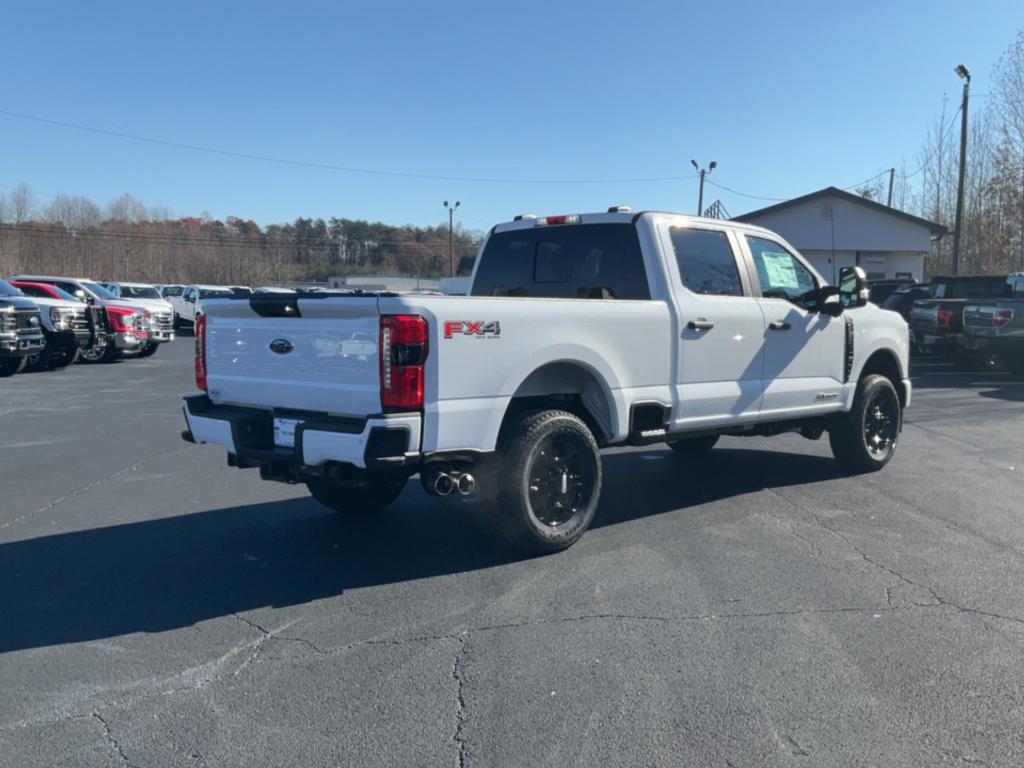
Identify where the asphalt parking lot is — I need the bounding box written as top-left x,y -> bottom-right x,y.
2,338 -> 1023,767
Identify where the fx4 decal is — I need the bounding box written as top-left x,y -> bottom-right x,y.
444,320 -> 501,339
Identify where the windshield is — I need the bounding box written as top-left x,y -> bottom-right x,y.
161,286 -> 184,297
119,285 -> 162,299
0,279 -> 24,298
81,281 -> 117,300
199,288 -> 234,299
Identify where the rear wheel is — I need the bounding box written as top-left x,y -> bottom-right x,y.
667,434 -> 719,455
494,410 -> 602,554
829,374 -> 901,473
0,357 -> 27,377
306,475 -> 407,514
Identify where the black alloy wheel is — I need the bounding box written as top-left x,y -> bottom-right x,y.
527,432 -> 599,528
862,386 -> 899,460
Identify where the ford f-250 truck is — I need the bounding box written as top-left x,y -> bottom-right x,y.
181,210 -> 911,552
0,279 -> 45,376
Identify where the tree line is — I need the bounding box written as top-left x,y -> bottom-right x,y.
878,27 -> 1024,277
0,189 -> 483,286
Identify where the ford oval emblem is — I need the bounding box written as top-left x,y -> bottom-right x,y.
269,338 -> 294,355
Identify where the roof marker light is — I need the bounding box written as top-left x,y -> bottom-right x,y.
607,205 -> 632,213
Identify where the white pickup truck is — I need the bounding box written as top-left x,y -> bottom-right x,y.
182,209 -> 910,552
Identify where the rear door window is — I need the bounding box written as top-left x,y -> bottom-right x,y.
669,228 -> 744,297
471,223 -> 650,300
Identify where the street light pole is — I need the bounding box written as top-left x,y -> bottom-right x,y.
443,200 -> 460,277
952,64 -> 971,276
691,159 -> 717,216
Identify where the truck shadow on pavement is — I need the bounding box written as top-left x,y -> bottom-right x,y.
1,446 -> 843,653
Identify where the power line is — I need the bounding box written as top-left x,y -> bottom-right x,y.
0,108 -> 700,186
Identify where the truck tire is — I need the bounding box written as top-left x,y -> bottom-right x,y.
495,409 -> 602,554
30,344 -> 80,371
828,374 -> 901,473
306,475 -> 407,514
667,435 -> 719,455
0,357 -> 27,377
80,338 -> 121,364
137,342 -> 159,358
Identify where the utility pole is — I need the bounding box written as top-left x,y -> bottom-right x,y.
691,159 -> 717,216
887,168 -> 895,207
952,64 -> 971,275
443,200 -> 460,277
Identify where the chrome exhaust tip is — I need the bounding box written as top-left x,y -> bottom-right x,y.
432,472 -> 454,497
456,473 -> 476,495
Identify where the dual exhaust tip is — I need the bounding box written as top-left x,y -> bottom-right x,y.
428,470 -> 475,497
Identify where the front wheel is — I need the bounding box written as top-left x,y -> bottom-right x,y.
79,337 -> 121,364
306,475 -> 407,514
828,374 -> 901,473
494,410 -> 602,554
137,342 -> 159,358
0,357 -> 27,377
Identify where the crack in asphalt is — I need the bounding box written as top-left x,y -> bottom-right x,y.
766,487 -> 1024,629
451,635 -> 468,768
0,445 -> 190,531
92,711 -> 138,768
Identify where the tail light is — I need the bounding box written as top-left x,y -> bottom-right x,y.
993,308 -> 1014,328
380,315 -> 427,411
194,314 -> 208,392
936,309 -> 956,329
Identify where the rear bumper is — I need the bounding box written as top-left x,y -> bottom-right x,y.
960,335 -> 1022,355
913,330 -> 958,352
181,394 -> 422,473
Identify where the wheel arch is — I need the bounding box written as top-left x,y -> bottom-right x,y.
496,359 -> 619,448
857,347 -> 907,406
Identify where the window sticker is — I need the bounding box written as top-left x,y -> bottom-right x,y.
762,250 -> 799,290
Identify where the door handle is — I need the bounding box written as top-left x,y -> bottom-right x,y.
769,320 -> 791,331
688,319 -> 715,331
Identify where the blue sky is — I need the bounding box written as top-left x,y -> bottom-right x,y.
1,0 -> 1021,231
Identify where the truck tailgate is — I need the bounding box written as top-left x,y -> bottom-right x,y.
203,296 -> 382,416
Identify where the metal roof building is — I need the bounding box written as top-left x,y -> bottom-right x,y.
733,187 -> 946,283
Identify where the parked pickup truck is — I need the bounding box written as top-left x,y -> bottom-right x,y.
104,282 -> 176,357
0,279 -> 45,376
8,281 -> 96,369
960,274 -> 1024,373
181,210 -> 911,553
12,276 -> 149,363
168,284 -> 236,328
910,274 -> 1014,358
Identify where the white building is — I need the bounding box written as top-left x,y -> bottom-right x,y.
733,187 -> 945,283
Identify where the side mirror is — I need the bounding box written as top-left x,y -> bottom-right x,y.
839,266 -> 869,308
818,285 -> 845,317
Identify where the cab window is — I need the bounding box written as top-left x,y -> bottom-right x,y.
669,228 -> 744,297
746,236 -> 816,303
